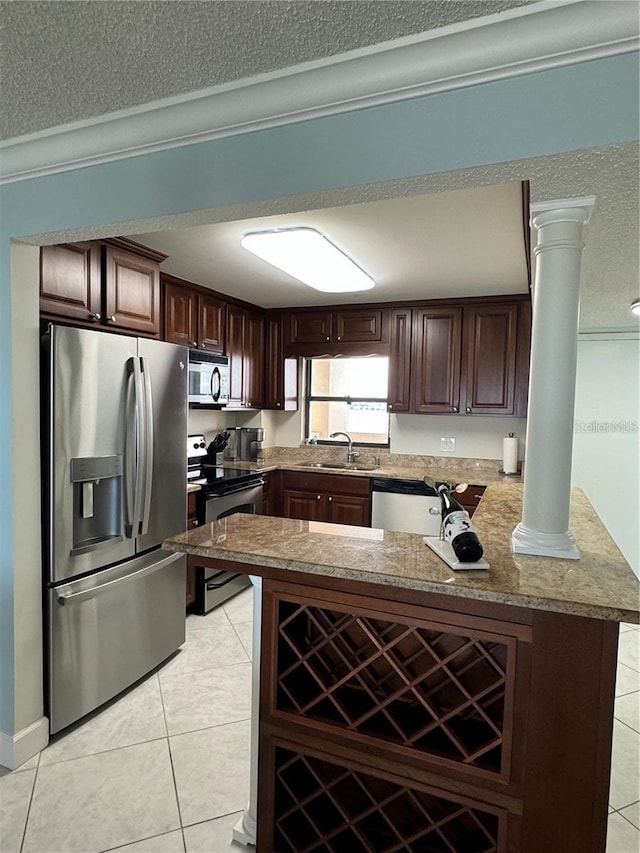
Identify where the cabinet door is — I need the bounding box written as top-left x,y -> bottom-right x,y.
282,489 -> 325,522
335,309 -> 383,342
103,245 -> 161,336
387,308 -> 412,413
411,307 -> 462,413
198,292 -> 225,352
326,493 -> 370,527
463,304 -> 517,415
265,314 -> 298,411
165,282 -> 198,347
245,310 -> 265,409
40,242 -> 102,323
225,303 -> 246,407
287,311 -> 332,344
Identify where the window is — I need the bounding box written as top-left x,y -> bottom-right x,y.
305,357 -> 390,446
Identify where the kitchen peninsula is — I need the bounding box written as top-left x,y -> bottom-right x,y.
165,482 -> 639,852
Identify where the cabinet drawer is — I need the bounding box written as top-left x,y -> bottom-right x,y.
282,471 -> 370,496
456,483 -> 486,515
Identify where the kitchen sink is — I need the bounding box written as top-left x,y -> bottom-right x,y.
295,462 -> 379,472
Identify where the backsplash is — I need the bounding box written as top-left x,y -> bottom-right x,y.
261,445 -> 505,478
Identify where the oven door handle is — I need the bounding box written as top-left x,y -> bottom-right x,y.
206,572 -> 244,591
206,479 -> 264,498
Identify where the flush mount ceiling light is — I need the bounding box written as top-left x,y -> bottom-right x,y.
241,227 -> 375,293
631,299 -> 640,317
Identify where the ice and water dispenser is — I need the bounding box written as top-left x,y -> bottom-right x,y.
70,455 -> 124,555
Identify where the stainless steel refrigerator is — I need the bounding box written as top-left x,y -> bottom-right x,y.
42,324 -> 188,734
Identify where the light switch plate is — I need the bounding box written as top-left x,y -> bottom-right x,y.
440,437 -> 456,452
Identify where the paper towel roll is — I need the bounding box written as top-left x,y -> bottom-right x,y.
502,434 -> 519,474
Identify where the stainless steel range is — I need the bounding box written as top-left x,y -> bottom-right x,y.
187,434 -> 263,613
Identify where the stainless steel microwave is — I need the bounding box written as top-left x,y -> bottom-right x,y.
188,351 -> 229,407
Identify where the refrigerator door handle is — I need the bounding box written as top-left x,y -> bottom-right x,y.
125,357 -> 145,537
140,356 -> 154,535
56,550 -> 184,606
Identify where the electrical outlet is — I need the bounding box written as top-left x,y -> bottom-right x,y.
440,437 -> 456,452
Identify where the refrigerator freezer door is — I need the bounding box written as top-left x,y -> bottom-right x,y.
136,338 -> 187,553
47,549 -> 186,734
47,326 -> 137,584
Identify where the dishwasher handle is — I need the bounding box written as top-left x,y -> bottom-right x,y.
371,478 -> 438,496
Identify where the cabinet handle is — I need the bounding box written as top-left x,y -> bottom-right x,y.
191,519 -> 199,527
452,407 -> 458,413
107,315 -> 116,323
328,495 -> 333,501
388,404 -> 393,410
200,343 -> 206,349
466,407 -> 472,413
337,336 -> 341,341
276,402 -> 281,407
317,495 -> 322,500
88,313 -> 101,322
326,336 -> 330,341
191,341 -> 197,348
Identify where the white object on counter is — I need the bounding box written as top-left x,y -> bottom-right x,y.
502,434 -> 519,475
423,537 -> 490,571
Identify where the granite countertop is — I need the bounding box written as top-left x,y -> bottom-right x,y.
166,480 -> 639,623
221,451 -> 516,486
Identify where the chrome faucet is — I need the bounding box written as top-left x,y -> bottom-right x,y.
330,431 -> 359,463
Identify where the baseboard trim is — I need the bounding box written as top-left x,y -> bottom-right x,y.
0,717 -> 49,770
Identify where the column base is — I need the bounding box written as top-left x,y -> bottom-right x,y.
233,809 -> 256,847
512,523 -> 580,559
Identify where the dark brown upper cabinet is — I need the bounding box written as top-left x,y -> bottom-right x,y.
225,303 -> 265,409
462,303 -> 518,415
164,276 -> 225,352
285,308 -> 387,355
40,238 -> 165,337
40,242 -> 102,324
388,297 -> 530,417
264,313 -> 298,411
411,307 -> 463,414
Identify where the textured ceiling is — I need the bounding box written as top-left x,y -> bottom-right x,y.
0,0 -> 532,140
2,0 -> 637,331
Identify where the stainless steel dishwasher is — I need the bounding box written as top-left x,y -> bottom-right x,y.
371,478 -> 441,536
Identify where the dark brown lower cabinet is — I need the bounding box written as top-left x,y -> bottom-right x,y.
281,472 -> 371,527
257,576 -> 618,853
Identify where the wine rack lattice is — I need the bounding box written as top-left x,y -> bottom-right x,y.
274,746 -> 500,852
276,601 -> 510,774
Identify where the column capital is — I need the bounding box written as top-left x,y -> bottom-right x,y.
530,195 -> 596,229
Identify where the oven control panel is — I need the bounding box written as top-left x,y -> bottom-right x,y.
188,434 -> 207,461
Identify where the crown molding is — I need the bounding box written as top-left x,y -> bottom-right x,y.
1,0 -> 638,185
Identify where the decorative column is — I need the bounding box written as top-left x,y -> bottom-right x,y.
233,576 -> 261,847
512,196 -> 595,559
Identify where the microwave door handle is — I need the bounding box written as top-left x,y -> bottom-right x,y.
211,366 -> 221,403
139,356 -> 154,535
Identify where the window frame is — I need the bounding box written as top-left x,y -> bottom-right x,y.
304,357 -> 390,449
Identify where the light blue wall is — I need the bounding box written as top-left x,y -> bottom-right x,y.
0,53 -> 637,735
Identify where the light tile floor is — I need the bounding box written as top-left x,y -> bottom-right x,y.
1,592 -> 638,853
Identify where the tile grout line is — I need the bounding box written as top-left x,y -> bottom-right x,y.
18,750 -> 41,853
